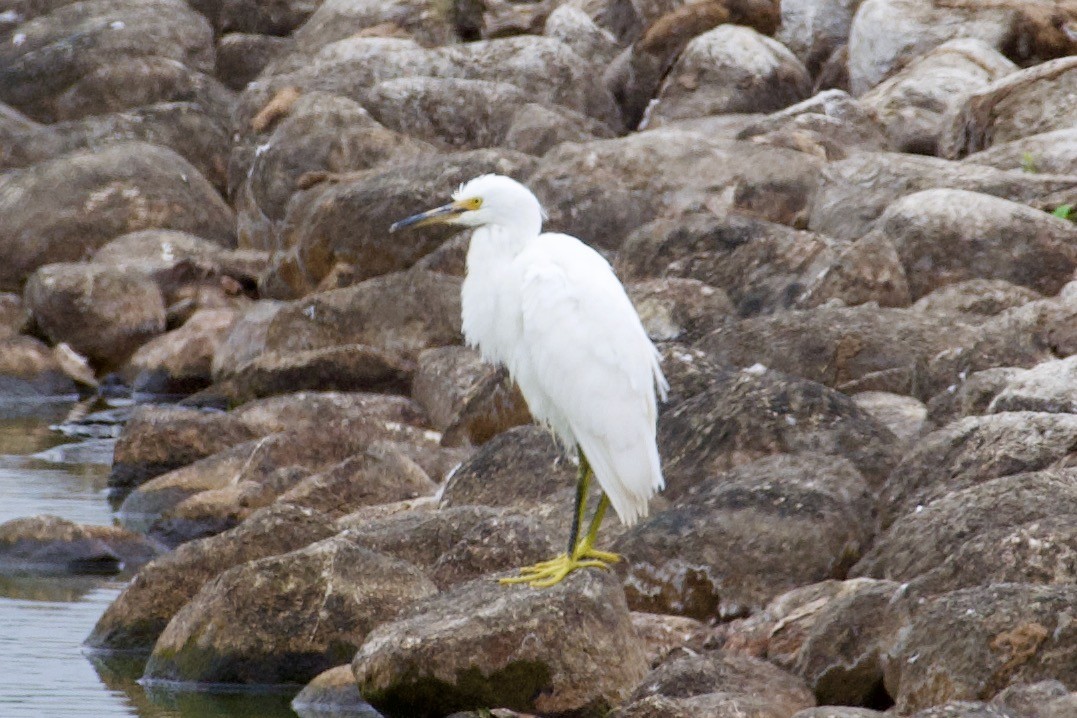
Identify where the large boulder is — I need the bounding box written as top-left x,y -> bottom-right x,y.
987,355 -> 1077,414
962,128 -> 1077,176
85,504 -> 336,653
144,535 -> 437,685
353,570 -> 647,717
0,142 -> 234,290
24,263 -> 166,372
124,308 -> 239,394
0,514 -> 159,575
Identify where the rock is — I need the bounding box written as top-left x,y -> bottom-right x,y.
616,211 -> 849,316
0,0 -> 215,122
855,470 -> 1077,593
793,709 -> 886,718
851,392 -> 928,444
963,128 -> 1077,176
987,356 -> 1077,414
847,0 -> 1077,95
217,0 -> 321,35
216,33 -> 291,90
232,91 -> 435,249
353,570 -> 647,717
0,142 -> 235,290
602,0 -> 780,47
925,367 -> 1022,426
883,583 -> 1077,712
630,612 -> 713,668
777,0 -> 861,76
411,346 -> 531,446
651,25 -> 811,123
144,534 -> 437,685
615,452 -> 873,619
85,504 -> 336,653
912,279 -> 1043,319
992,681 -> 1077,718
795,230 -> 911,309
807,151 -> 1077,242
628,278 -> 733,342
427,512 -> 558,589
660,365 -> 899,491
262,151 -> 535,295
440,426 -> 576,510
1,102 -> 231,191
336,505 -> 501,569
940,56 -> 1077,159
24,263 -> 167,372
877,189 -> 1077,300
290,0 -> 456,51
544,6 -> 620,66
118,418 -> 441,537
124,308 -> 238,395
502,102 -> 617,157
612,651 -> 815,718
275,444 -> 438,517
0,293 -> 25,338
529,130 -> 824,248
291,664 -> 366,716
878,413 -> 1077,528
0,335 -> 78,397
0,514 -> 159,575
859,39 -> 1016,154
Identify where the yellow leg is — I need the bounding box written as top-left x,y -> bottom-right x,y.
500,450 -> 621,588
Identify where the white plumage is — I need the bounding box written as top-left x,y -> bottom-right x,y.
452,175 -> 668,526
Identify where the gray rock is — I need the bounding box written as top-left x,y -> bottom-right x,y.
544,6 -> 620,66
851,391 -> 928,444
290,0 -> 456,52
911,279 -> 1043,319
144,534 -> 437,685
217,0 -> 321,35
777,0 -> 861,76
963,128 -> 1077,176
628,278 -> 734,343
353,570 -> 647,717
216,32 -> 291,90
0,514 -> 159,575
291,665 -> 368,717
125,308 -> 239,395
988,355 -> 1077,414
427,512 -> 558,589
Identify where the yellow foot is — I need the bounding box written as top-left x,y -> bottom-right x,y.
499,552 -> 616,588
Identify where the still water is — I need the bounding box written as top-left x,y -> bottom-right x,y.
0,399 -> 298,718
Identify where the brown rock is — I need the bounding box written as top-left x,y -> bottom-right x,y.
882,584 -> 1077,713
796,230 -> 911,309
336,505 -> 502,569
215,33 -> 291,90
291,664 -> 366,716
615,452 -> 873,619
353,570 -> 647,717
851,391 -> 928,444
777,0 -> 860,76
0,142 -> 234,290
290,0 -> 457,51
912,279 -> 1043,319
0,514 -> 159,575
428,512 -> 558,589
963,128 -> 1077,176
24,263 -> 166,372
144,534 -> 437,685
878,413 -> 1077,529
0,335 -> 76,397
125,308 -> 238,395
217,0 -> 321,35
628,278 -> 733,342
987,355 -> 1077,414
85,504 -> 336,653
0,293 -> 25,339
630,612 -> 712,668
793,709 -> 886,718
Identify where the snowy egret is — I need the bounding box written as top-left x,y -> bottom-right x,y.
391,175 -> 667,587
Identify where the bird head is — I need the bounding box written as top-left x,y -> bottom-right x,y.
389,174 -> 544,235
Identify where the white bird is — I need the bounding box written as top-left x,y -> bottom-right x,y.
391,175 -> 667,587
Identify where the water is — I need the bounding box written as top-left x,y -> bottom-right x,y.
0,399 -> 299,718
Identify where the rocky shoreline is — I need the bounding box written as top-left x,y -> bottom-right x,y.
2,0 -> 1077,716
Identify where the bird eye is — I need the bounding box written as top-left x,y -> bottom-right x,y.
463,197 -> 482,210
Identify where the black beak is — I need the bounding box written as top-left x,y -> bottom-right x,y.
389,202 -> 465,233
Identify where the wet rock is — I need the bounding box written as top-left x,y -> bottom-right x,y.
851,391 -> 928,444
615,452 -> 873,619
24,263 -> 166,372
428,512 -> 558,589
0,514 -> 159,575
963,128 -> 1077,176
987,355 -> 1077,414
291,664 -> 366,716
0,0 -> 215,122
440,426 -> 576,510
847,0 -> 1076,95
86,504 -> 336,653
859,39 -> 1015,155
0,142 -> 235,290
807,151 -> 1077,242
144,534 -> 436,685
856,470 -> 1077,593
877,189 -> 1077,300
216,33 -> 291,90
941,56 -> 1077,159
0,335 -> 78,397
263,151 -> 534,295
912,279 -> 1043,319
617,211 -> 848,316
233,91 -> 435,248
412,346 -> 531,447
630,612 -> 712,668
878,414 -> 1077,528
652,25 -> 810,123
883,584 -> 1077,712
276,444 -> 438,517
777,0 -> 861,76
613,651 -> 815,718
353,570 -> 646,717
628,278 -> 733,343
530,130 -> 823,248
125,308 -> 238,395
660,365 -> 899,491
